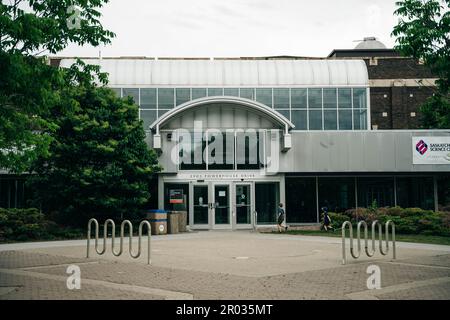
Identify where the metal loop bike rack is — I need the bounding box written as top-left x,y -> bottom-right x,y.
87,218 -> 152,264
341,220 -> 396,265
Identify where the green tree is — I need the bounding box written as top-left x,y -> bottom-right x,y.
392,0 -> 450,129
29,62 -> 161,227
0,0 -> 114,172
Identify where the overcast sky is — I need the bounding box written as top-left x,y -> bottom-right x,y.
60,0 -> 399,58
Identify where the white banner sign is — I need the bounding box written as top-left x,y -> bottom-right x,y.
412,137 -> 450,164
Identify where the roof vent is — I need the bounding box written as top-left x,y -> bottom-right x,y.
354,37 -> 387,49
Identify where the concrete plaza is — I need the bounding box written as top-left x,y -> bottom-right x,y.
0,231 -> 449,299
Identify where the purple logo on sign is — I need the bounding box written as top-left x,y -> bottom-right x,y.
416,140 -> 428,155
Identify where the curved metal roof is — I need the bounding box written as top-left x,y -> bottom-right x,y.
59,58 -> 368,87
151,96 -> 295,134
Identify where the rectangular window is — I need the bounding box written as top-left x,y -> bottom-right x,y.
286,178 -> 317,223
140,88 -> 157,109
158,88 -> 175,109
180,132 -> 207,170
318,177 -> 355,213
308,88 -> 322,109
158,109 -> 170,117
353,88 -> 367,109
323,88 -> 337,109
324,110 -> 337,130
338,110 -> 353,130
123,88 -> 139,105
276,109 -> 290,121
192,88 -> 207,100
291,110 -> 307,130
255,182 -> 280,224
291,88 -> 307,108
207,88 -> 223,96
176,88 -> 190,106
240,88 -> 255,100
396,177 -> 435,210
357,177 -> 395,208
273,88 -> 290,109
207,132 -> 235,170
224,88 -> 239,97
140,110 -> 157,131
338,88 -> 352,109
255,88 -> 273,107
236,131 -> 262,170
309,110 -> 322,130
353,109 -> 367,130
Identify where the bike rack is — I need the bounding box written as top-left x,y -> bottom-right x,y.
87,218 -> 152,264
341,220 -> 396,265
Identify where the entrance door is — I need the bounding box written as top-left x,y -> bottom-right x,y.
213,184 -> 231,227
192,184 -> 209,226
235,183 -> 253,228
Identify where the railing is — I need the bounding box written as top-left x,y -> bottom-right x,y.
341,220 -> 396,265
87,218 -> 152,264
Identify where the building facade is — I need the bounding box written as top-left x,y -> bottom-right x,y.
2,40 -> 449,231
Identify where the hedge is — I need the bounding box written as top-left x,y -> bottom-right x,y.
326,207 -> 450,237
0,208 -> 83,242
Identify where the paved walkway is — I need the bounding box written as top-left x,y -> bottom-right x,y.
0,231 -> 449,299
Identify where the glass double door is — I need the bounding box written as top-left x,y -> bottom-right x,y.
191,182 -> 253,229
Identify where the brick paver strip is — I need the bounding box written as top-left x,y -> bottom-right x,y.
0,250 -> 88,269
346,276 -> 450,300
0,268 -> 193,300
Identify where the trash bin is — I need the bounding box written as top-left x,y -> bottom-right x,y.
167,211 -> 179,234
147,209 -> 167,235
171,210 -> 187,232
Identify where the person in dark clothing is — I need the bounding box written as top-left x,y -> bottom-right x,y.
322,206 -> 333,231
277,203 -> 287,232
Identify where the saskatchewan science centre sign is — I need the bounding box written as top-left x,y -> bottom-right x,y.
412,137 -> 450,164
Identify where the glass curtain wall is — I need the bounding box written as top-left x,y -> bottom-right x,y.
114,87 -> 368,132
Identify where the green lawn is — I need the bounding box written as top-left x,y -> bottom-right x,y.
268,229 -> 450,246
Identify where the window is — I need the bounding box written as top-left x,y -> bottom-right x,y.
207,88 -> 223,96
207,132 -> 234,170
309,110 -> 322,130
286,178 -> 317,223
338,88 -> 352,109
318,177 -> 355,213
192,88 -> 207,100
123,88 -> 139,104
338,110 -> 352,130
291,110 -> 307,130
140,110 -> 157,131
179,131 -> 207,170
324,110 -> 337,130
140,88 -> 156,108
291,88 -> 307,109
276,109 -> 290,121
357,177 -> 395,208
273,88 -> 289,109
176,88 -> 190,106
353,109 -> 367,130
323,88 -> 337,109
396,177 -> 434,210
236,131 -> 262,170
353,88 -> 367,109
255,88 -> 272,107
158,88 -> 174,109
308,88 -> 322,109
240,88 -> 255,100
255,182 -> 280,224
224,88 -> 239,97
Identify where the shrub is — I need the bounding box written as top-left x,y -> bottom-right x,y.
328,212 -> 349,229
336,207 -> 450,237
0,208 -> 83,242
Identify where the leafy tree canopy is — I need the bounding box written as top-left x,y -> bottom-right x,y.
29,62 -> 161,227
392,0 -> 450,128
0,0 -> 114,172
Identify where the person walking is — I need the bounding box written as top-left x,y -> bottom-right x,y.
277,203 -> 287,233
322,206 -> 333,231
